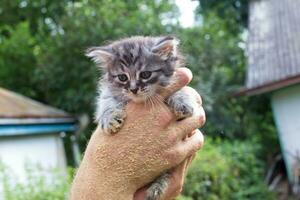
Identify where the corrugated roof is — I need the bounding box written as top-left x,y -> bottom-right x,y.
0,87 -> 71,119
246,0 -> 300,92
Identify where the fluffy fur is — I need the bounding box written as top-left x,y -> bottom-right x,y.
87,36 -> 194,200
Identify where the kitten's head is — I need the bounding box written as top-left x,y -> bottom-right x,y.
86,36 -> 183,102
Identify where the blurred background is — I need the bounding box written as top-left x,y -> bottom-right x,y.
0,0 -> 300,199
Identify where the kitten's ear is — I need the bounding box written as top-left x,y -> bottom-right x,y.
85,46 -> 115,67
151,36 -> 179,60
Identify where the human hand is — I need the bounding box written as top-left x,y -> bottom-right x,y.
133,152 -> 197,200
133,83 -> 205,200
161,153 -> 196,200
70,68 -> 205,200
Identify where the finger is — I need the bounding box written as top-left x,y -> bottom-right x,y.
134,161 -> 188,200
133,187 -> 147,200
187,153 -> 196,166
171,106 -> 206,139
159,67 -> 192,99
177,130 -> 204,159
180,86 -> 203,106
171,161 -> 187,180
183,154 -> 196,175
162,161 -> 187,199
184,154 -> 195,170
174,155 -> 194,178
180,157 -> 190,178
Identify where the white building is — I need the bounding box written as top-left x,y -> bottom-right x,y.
241,0 -> 300,193
0,87 -> 78,196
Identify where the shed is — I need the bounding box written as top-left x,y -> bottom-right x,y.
242,0 -> 300,187
0,87 -> 77,179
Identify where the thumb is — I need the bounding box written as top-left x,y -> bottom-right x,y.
159,67 -> 192,99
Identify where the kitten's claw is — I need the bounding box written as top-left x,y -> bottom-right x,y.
174,104 -> 194,120
167,90 -> 195,120
100,110 -> 126,134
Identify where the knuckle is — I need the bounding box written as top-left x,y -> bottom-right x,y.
195,133 -> 204,150
196,140 -> 203,150
189,147 -> 198,156
167,126 -> 185,144
166,149 -> 183,164
176,68 -> 192,86
196,95 -> 202,106
167,133 -> 177,145
198,111 -> 206,127
173,184 -> 183,196
158,111 -> 173,126
176,123 -> 188,134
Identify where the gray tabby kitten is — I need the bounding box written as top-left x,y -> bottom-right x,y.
86,36 -> 194,200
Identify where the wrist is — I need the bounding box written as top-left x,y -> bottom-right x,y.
71,153 -> 136,200
70,132 -> 136,200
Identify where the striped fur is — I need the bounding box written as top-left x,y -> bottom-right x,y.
87,36 -> 192,200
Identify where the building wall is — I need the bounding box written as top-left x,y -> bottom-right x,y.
0,134 -> 67,181
271,83 -> 300,181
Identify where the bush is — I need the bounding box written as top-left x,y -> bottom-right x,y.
178,138 -> 276,200
0,163 -> 73,200
0,138 -> 275,200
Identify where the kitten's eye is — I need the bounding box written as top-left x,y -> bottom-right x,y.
118,74 -> 128,82
140,71 -> 152,79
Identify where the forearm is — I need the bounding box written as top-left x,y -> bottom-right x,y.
70,131 -> 135,200
70,167 -> 134,200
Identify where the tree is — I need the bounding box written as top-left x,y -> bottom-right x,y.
0,0 -> 72,34
179,2 -> 279,155
0,22 -> 37,97
177,12 -> 247,138
33,0 -> 178,115
0,0 -> 279,154
0,1 -> 279,195
197,0 -> 248,29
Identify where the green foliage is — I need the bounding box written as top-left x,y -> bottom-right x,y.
0,0 -> 178,116
33,0 -> 178,114
0,139 -> 275,200
177,12 -> 279,156
0,0 -> 71,33
0,0 -> 180,145
0,22 -> 37,97
179,13 -> 247,138
197,0 -> 248,30
0,2 -> 281,198
0,0 -> 278,145
0,163 -> 73,200
178,138 -> 276,200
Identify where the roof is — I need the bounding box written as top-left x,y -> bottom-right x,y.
0,87 -> 77,136
244,0 -> 300,95
0,87 -> 71,119
0,124 -> 77,136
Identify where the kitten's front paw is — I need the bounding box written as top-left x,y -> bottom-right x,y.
174,103 -> 194,120
167,90 -> 195,120
100,110 -> 126,134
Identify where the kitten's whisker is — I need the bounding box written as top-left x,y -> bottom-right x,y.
154,94 -> 165,105
147,96 -> 155,113
157,85 -> 175,97
145,96 -> 150,107
144,97 -> 149,108
156,94 -> 165,103
152,97 -> 165,113
152,94 -> 169,114
150,96 -> 156,111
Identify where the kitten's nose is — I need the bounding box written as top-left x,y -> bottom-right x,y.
130,88 -> 138,94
